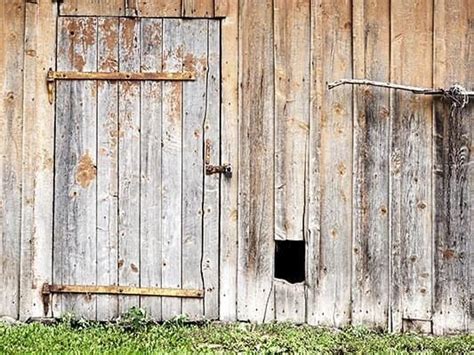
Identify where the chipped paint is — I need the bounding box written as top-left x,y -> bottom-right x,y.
75,152 -> 97,188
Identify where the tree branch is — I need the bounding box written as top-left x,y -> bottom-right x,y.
327,79 -> 474,97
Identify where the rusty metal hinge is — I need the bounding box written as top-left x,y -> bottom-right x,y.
46,69 -> 196,104
205,139 -> 232,178
42,283 -> 204,298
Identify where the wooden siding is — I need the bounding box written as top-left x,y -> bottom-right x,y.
0,0 -> 472,334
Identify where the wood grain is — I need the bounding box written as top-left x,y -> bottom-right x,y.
96,17 -> 120,320
0,0 -> 24,319
117,17 -> 141,314
54,17 -> 98,319
274,0 -> 310,242
161,19 -> 184,320
390,0 -> 433,331
352,0 -> 390,329
219,0 -> 239,322
308,0 -> 353,328
181,19 -> 207,320
432,0 -> 472,335
60,0 -> 125,16
202,20 -> 221,319
19,0 -> 57,320
139,18 -> 164,321
238,0 -> 275,323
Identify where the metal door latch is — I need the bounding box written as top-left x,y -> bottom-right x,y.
206,163 -> 232,178
205,139 -> 232,178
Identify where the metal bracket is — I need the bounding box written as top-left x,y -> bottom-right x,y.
46,68 -> 196,104
205,139 -> 232,178
42,283 -> 203,298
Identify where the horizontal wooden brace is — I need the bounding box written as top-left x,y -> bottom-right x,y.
47,70 -> 196,82
46,69 -> 196,104
42,284 -> 203,298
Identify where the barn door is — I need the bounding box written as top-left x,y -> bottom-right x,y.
51,17 -> 222,321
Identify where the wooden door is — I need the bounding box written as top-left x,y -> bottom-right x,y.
52,17 -> 221,321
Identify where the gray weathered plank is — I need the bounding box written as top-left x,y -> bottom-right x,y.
238,0 -> 275,323
274,0 -> 310,242
432,0 -> 472,335
54,17 -> 98,319
96,17 -> 120,320
306,0 -> 323,327
0,0 -> 24,319
161,18 -> 183,320
202,20 -> 220,319
352,0 -> 390,329
274,280 -> 305,324
118,17 -> 141,314
308,0 -> 353,328
181,19 -> 207,320
219,0 -> 239,322
390,0 -> 433,331
19,0 -> 57,320
139,18 -> 164,321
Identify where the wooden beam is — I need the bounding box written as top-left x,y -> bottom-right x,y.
48,70 -> 195,81
42,284 -> 204,298
47,69 -> 195,103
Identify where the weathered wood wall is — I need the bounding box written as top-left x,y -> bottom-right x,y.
0,0 -> 472,334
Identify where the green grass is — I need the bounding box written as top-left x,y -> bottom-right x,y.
0,318 -> 472,354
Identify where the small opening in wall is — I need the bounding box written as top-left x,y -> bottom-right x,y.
274,240 -> 305,284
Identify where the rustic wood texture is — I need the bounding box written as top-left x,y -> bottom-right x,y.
0,0 -> 24,319
274,0 -> 310,242
390,0 -> 434,331
139,18 -> 164,320
182,0 -> 214,17
181,19 -> 207,320
202,20 -> 221,319
310,0 -> 353,328
219,0 -> 239,322
60,0 -> 125,16
161,19 -> 184,320
238,0 -> 275,323
48,71 -> 195,81
352,0 -> 390,329
274,280 -> 305,324
0,0 -> 472,334
432,0 -> 472,335
96,17 -> 120,320
117,17 -> 141,314
54,17 -> 98,319
19,0 -> 57,320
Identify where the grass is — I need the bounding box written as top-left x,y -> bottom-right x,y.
0,312 -> 472,354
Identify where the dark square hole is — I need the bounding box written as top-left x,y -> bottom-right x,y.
274,240 -> 305,284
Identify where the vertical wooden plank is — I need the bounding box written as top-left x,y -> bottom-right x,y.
203,20 -> 220,319
432,0 -> 472,335
182,0 -> 214,17
274,0 -> 310,242
54,17 -> 98,319
181,19 -> 206,320
306,0 -> 322,327
137,0 -> 182,17
19,0 -> 57,320
60,0 -> 125,16
161,18 -> 183,320
274,281 -> 305,324
140,18 -> 163,321
96,17 -> 119,321
351,0 -> 390,329
238,0 -> 275,323
390,0 -> 433,332
219,0 -> 239,322
0,0 -> 24,319
118,17 -> 141,315
308,0 -> 353,328
214,0 -> 229,17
